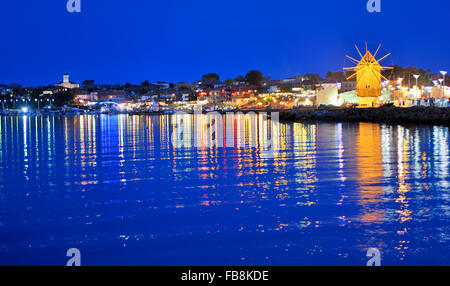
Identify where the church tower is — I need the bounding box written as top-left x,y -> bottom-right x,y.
56,73 -> 79,89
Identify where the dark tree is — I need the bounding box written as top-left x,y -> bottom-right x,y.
82,80 -> 95,87
53,91 -> 75,107
382,65 -> 432,87
383,65 -> 403,80
326,71 -> 346,82
245,70 -> 263,86
234,75 -> 245,82
224,79 -> 234,86
202,73 -> 220,82
141,80 -> 151,87
304,73 -> 323,84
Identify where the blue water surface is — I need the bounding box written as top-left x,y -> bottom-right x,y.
0,114 -> 449,266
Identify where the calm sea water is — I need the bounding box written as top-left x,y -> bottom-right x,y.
0,114 -> 449,266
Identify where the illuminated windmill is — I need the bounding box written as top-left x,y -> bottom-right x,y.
344,44 -> 393,107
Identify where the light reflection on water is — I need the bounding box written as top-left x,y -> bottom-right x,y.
0,114 -> 449,266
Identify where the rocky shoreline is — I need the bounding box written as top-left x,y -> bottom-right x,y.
278,106 -> 450,126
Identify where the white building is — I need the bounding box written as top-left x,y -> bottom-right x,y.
75,92 -> 98,102
316,87 -> 339,106
268,86 -> 280,93
56,73 -> 79,89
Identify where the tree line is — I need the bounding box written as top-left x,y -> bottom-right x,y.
201,71 -> 264,87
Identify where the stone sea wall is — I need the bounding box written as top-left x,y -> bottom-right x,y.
278,107 -> 450,126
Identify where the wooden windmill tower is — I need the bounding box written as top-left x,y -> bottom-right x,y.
344,44 -> 393,107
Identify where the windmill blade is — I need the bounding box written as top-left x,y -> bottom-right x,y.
346,55 -> 360,64
355,45 -> 364,59
377,53 -> 391,62
343,67 -> 356,71
346,72 -> 357,80
373,43 -> 382,58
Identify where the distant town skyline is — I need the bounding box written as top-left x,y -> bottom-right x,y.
1,0 -> 449,86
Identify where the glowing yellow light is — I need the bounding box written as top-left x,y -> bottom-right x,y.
344,43 -> 393,106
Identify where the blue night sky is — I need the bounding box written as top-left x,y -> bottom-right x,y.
0,0 -> 449,86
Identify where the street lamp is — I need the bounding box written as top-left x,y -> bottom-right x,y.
413,75 -> 420,99
413,74 -> 420,86
441,71 -> 447,86
438,79 -> 444,99
441,71 -> 447,98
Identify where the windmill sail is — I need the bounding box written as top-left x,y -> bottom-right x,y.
344,44 -> 393,105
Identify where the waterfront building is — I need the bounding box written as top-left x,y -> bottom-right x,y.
0,86 -> 13,96
340,81 -> 357,93
97,90 -> 129,103
152,81 -> 171,89
268,86 -> 280,93
316,87 -> 339,106
75,91 -> 99,103
56,73 -> 80,89
49,86 -> 69,93
281,76 -> 305,86
320,80 -> 341,91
